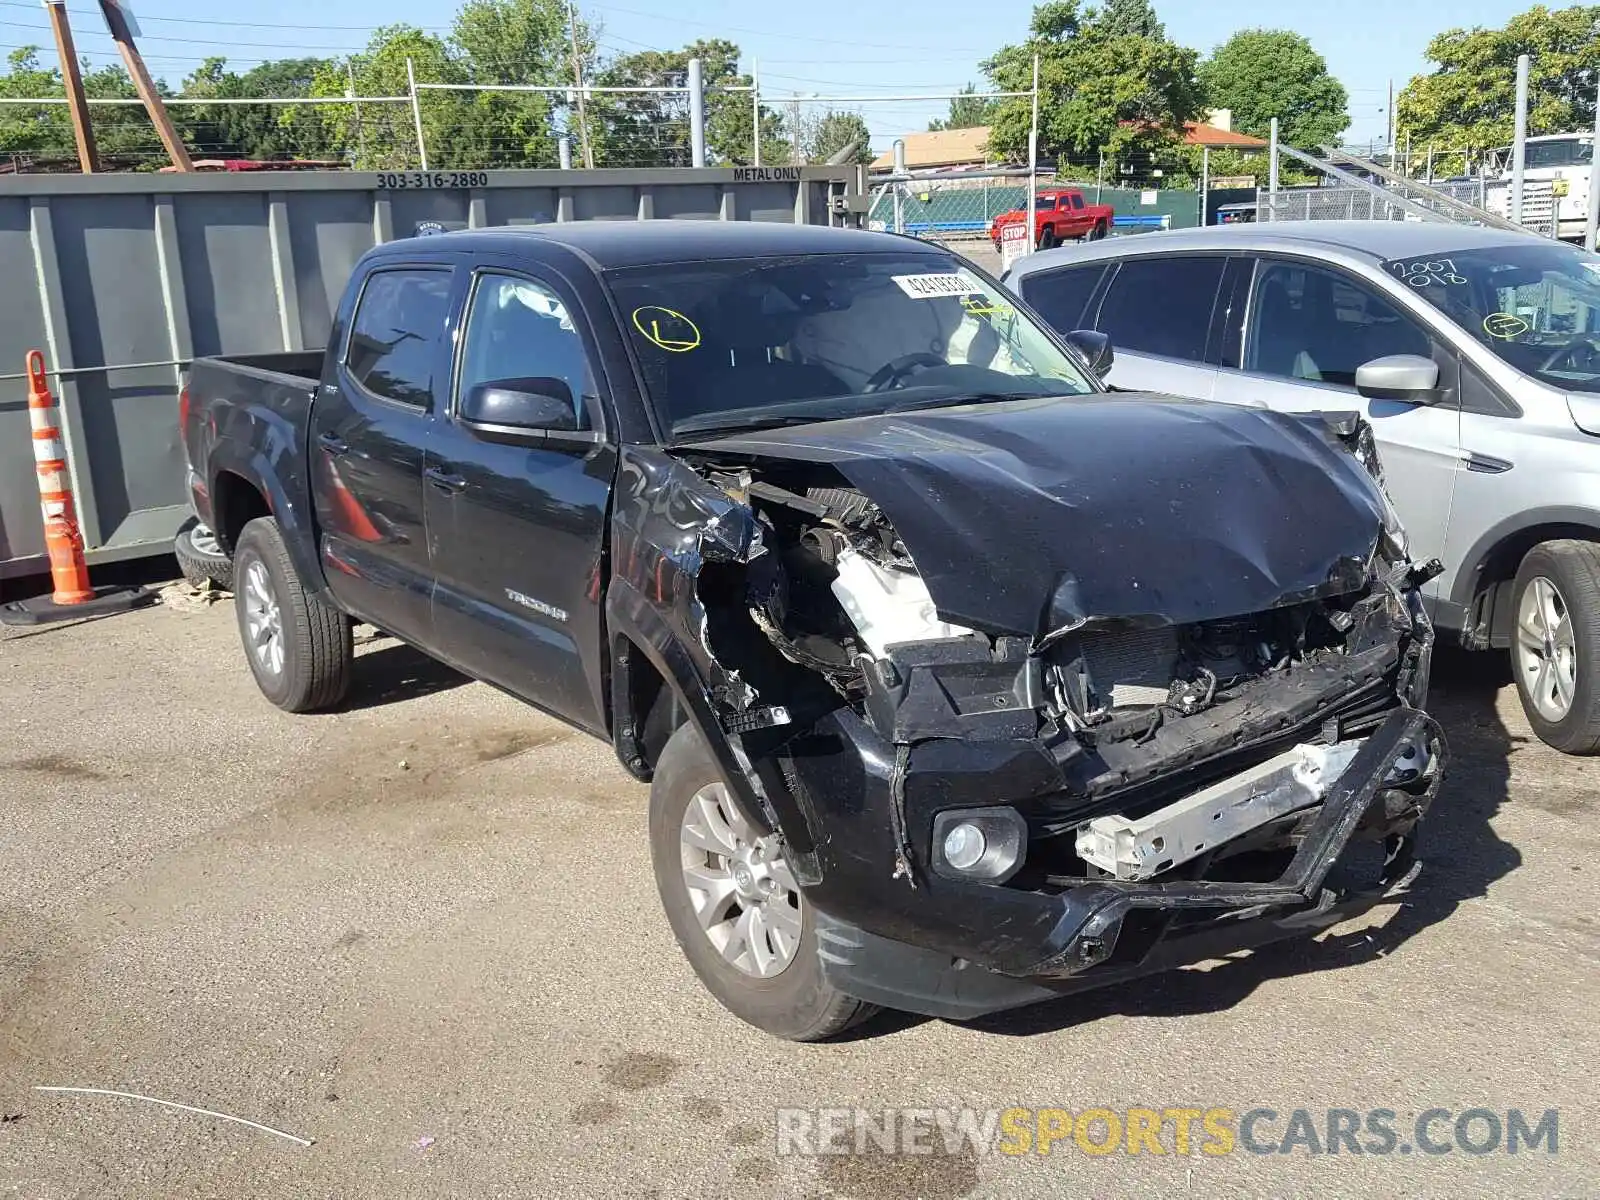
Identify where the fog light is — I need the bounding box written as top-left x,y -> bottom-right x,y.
942,823 -> 987,870
930,806 -> 1028,884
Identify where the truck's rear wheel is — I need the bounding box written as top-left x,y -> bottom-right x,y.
1088,219 -> 1108,241
1511,540 -> 1600,754
648,723 -> 878,1041
233,517 -> 352,713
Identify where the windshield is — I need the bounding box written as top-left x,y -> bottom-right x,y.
1490,139 -> 1593,170
606,251 -> 1096,436
1383,242 -> 1600,393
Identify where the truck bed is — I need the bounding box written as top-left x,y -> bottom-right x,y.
197,350 -> 326,386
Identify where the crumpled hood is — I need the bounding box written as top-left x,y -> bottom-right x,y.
690,394 -> 1389,638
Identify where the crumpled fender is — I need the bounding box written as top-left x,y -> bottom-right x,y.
606,446 -> 777,830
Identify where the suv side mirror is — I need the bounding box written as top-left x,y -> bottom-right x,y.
1355,355 -> 1440,404
460,377 -> 578,444
1063,329 -> 1114,377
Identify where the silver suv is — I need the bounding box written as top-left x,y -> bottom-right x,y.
1005,221 -> 1600,753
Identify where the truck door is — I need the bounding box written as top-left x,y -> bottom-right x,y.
424,267 -> 615,734
310,265 -> 455,642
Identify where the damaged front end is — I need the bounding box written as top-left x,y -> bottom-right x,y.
608,396 -> 1447,1019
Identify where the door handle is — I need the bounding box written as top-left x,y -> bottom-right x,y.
425,465 -> 467,494
317,432 -> 350,455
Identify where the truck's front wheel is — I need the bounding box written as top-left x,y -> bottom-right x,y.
649,723 -> 878,1040
233,517 -> 352,713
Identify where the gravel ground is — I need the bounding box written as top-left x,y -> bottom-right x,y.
2,581 -> 1597,1198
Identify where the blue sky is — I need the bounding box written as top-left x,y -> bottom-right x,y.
0,0 -> 1537,149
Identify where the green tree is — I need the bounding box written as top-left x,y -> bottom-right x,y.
1198,29 -> 1349,148
1093,0 -> 1164,39
984,0 -> 1205,166
806,110 -> 872,164
592,39 -> 783,166
178,57 -> 338,161
0,47 -> 175,168
1396,4 -> 1600,151
928,84 -> 999,131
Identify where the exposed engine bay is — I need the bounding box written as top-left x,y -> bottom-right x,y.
681,447 -> 1437,891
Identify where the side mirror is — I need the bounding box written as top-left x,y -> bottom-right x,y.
1063,329 -> 1114,377
460,377 -> 578,444
1355,354 -> 1440,404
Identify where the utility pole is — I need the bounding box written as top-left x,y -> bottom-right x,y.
1511,53 -> 1531,226
44,1 -> 98,172
1585,77 -> 1600,251
751,60 -> 761,167
1386,79 -> 1395,165
790,95 -> 803,165
97,0 -> 192,171
347,61 -> 365,167
567,0 -> 594,169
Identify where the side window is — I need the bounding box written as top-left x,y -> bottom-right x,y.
1069,193 -> 1085,210
1246,260 -> 1433,386
1019,264 -> 1106,333
1095,256 -> 1225,362
457,272 -> 596,430
345,268 -> 452,408
1036,196 -> 1057,211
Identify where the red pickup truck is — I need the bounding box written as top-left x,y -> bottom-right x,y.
990,187 -> 1115,250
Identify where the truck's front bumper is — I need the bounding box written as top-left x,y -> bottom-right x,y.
794,706 -> 1443,1020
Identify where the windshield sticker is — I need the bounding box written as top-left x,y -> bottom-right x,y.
1484,312 -> 1530,339
1387,258 -> 1467,287
631,306 -> 701,352
892,273 -> 980,299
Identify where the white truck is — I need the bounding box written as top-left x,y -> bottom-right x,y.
1483,132 -> 1594,242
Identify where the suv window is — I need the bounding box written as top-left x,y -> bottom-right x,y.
1246,260 -> 1432,386
1095,256 -> 1225,362
346,268 -> 452,408
458,272 -> 596,430
1018,264 -> 1105,332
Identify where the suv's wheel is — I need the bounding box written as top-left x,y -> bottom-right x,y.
648,723 -> 878,1040
233,516 -> 352,713
174,517 -> 233,591
1511,540 -> 1600,753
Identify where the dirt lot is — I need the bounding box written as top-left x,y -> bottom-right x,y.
2,582 -> 1597,1197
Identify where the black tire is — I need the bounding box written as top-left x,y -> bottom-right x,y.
648,724 -> 878,1041
233,516 -> 352,713
1088,219 -> 1108,241
1510,539 -> 1600,754
1036,225 -> 1056,250
174,518 -> 233,591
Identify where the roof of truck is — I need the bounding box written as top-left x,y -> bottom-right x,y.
389,220 -> 943,269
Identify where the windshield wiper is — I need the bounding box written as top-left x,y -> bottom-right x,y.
673,411 -> 835,437
882,388 -> 1078,414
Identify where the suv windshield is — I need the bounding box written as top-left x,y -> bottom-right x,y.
606,251 -> 1096,436
1383,241 -> 1600,393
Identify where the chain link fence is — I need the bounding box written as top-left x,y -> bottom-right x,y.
1256,178 -> 1488,223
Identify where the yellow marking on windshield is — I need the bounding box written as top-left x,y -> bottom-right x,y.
632,305 -> 701,352
1483,312 -> 1530,340
961,296 -> 1014,317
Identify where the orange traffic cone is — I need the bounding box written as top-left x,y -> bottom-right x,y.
0,349 -> 156,626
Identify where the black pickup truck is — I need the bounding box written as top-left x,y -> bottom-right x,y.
182,221 -> 1445,1040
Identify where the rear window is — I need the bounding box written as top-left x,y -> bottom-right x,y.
1019,264 -> 1105,333
1095,256 -> 1225,362
345,268 -> 453,408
